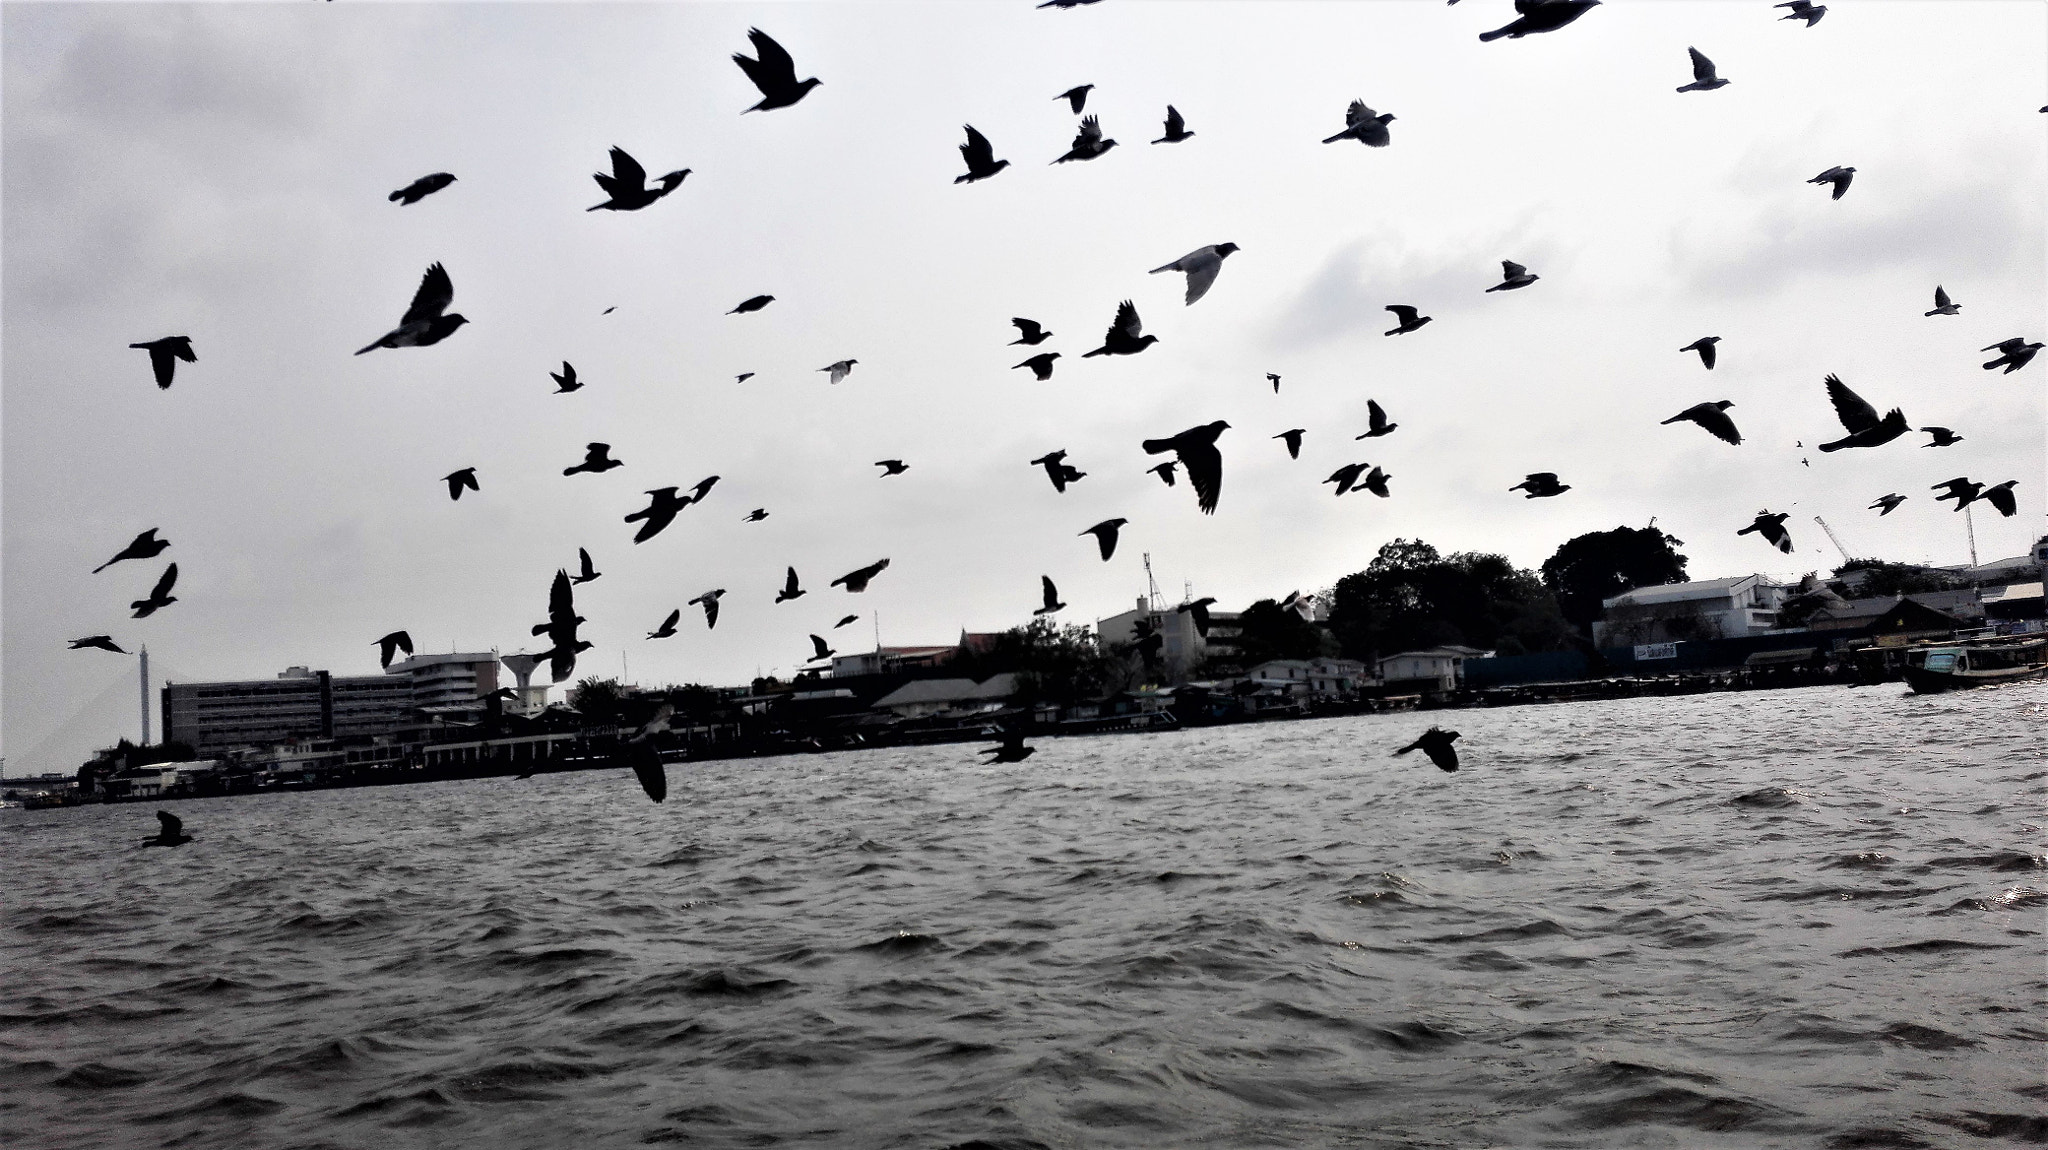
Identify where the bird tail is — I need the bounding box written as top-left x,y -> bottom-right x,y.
1817,442 -> 1846,453
1140,438 -> 1173,455
354,340 -> 381,355
1320,130 -> 1352,144
1477,26 -> 1513,42
92,560 -> 113,574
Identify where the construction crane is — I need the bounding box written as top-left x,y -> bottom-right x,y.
1813,516 -> 1856,567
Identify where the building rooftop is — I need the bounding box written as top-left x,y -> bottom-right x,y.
1603,575 -> 1762,608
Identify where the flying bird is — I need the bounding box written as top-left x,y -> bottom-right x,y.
1322,99 -> 1394,146
374,630 -> 414,668
1357,466 -> 1392,498
1034,576 -> 1066,616
141,809 -> 194,847
689,588 -> 726,628
979,728 -> 1036,764
1010,318 -> 1052,345
1925,286 -> 1959,316
1081,518 -> 1127,561
647,609 -> 681,640
1279,590 -> 1317,620
1355,399 -> 1398,439
735,373 -> 755,384
1082,300 -> 1155,357
1777,0 -> 1825,26
1153,105 -> 1192,144
1325,462 -> 1368,496
443,467 -> 479,499
564,443 -> 623,476
570,547 -> 601,585
533,568 -> 590,683
1485,260 -> 1539,292
875,459 -> 909,476
92,528 -> 170,574
1142,421 -> 1230,514
744,508 -> 769,522
776,567 -> 806,602
1032,450 -> 1083,493
733,28 -> 821,112
1676,47 -> 1729,92
1920,427 -> 1963,447
1014,352 -> 1061,381
1981,338 -> 2042,373
956,125 -> 1010,183
1510,473 -> 1571,498
1266,373 -> 1282,393
1056,84 -> 1094,114
1384,305 -> 1431,335
1275,429 -> 1306,459
727,295 -> 774,314
1661,400 -> 1742,445
834,615 -> 859,628
1809,166 -> 1855,200
130,336 -> 195,389
69,636 -> 127,654
389,172 -> 456,204
832,559 -> 891,593
1149,244 -> 1240,305
808,634 -> 835,662
1978,481 -> 2019,517
1394,727 -> 1460,772
1737,511 -> 1794,553
1818,373 -> 1908,451
1679,336 -> 1721,369
819,359 -> 858,384
1148,461 -> 1178,486
1052,116 -> 1118,164
355,263 -> 466,354
131,563 -> 179,618
1868,493 -> 1907,516
1931,477 -> 1984,511
1479,0 -> 1601,41
1177,597 -> 1217,636
550,362 -> 583,393
624,488 -> 689,543
686,475 -> 720,504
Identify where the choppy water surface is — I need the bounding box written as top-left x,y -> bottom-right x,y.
5,684 -> 2044,1149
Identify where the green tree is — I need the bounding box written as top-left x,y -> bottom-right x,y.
1230,599 -> 1331,666
568,677 -> 626,725
1540,525 -> 1690,633
1329,539 -> 1574,660
952,618 -> 1128,704
1832,559 -> 1964,598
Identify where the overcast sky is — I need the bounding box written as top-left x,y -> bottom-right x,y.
5,1 -> 2043,776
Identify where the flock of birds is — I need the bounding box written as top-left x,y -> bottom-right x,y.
62,2 -> 2044,815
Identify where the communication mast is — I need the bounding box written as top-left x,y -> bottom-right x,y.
1812,516 -> 1855,567
1142,553 -> 1162,614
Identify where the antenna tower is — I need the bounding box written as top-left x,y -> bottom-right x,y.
1812,516 -> 1855,567
1142,553 -> 1162,614
1964,504 -> 1979,567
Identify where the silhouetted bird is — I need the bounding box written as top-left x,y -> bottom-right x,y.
1385,305 -> 1431,335
1266,373 -> 1282,393
835,615 -> 859,628
1818,373 -> 1908,451
1868,493 -> 1907,516
390,172 -> 456,204
564,443 -> 623,476
1142,421 -> 1229,514
130,336 -> 195,389
1679,336 -> 1720,369
624,488 -> 689,543
1510,473 -> 1571,498
1010,318 -> 1053,345
875,459 -> 909,477
69,636 -> 127,653
571,547 -> 601,585
1032,450 -> 1081,493
1479,0 -> 1600,41
686,475 -> 720,504
1153,106 -> 1192,144
1325,462 -> 1368,496
1777,0 -> 1825,26
733,28 -> 821,112
1275,429 -> 1306,459
1015,352 -> 1061,380
533,568 -> 590,682
1323,99 -> 1394,145
1737,511 -> 1794,553
131,563 -> 179,618
1809,166 -> 1855,200
1150,244 -> 1239,305
735,372 -> 755,384
1661,400 -> 1742,445
1056,461 -> 1086,488
1178,597 -> 1217,636
808,634 -> 835,662
1034,575 -> 1066,616
1982,338 -> 2042,373
444,467 -> 479,499
355,263 -> 466,354
1149,461 -> 1178,486
1082,518 -> 1127,561
1356,399 -> 1397,439
142,809 -> 193,847
1280,590 -> 1317,620
1056,84 -> 1094,114
647,609 -> 681,639
1979,481 -> 2019,517
93,528 -> 170,573
551,362 -> 583,393
776,567 -> 806,602
1925,285 -> 1959,316
1932,477 -> 1983,510
1486,260 -> 1539,291
833,559 -> 891,592
820,359 -> 858,384
1921,427 -> 1963,448
374,630 -> 413,668
728,294 -> 775,314
689,588 -> 725,628
1357,466 -> 1392,498
1053,116 -> 1117,164
623,737 -> 669,805
979,728 -> 1036,763
1039,0 -> 1104,8
955,126 -> 1009,183
1083,300 -> 1155,357
1394,727 -> 1460,772
744,508 -> 769,522
1676,47 -> 1729,92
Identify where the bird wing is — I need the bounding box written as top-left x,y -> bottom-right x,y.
401,263 -> 454,325
1528,472 -> 1558,484
150,563 -> 179,599
549,568 -> 575,624
1179,440 -> 1224,514
1163,105 -> 1183,135
1345,99 -> 1372,128
810,634 -> 831,659
1368,398 -> 1388,430
659,609 -> 680,632
1011,318 -> 1042,340
628,742 -> 667,804
744,27 -> 798,86
1698,408 -> 1742,445
604,146 -> 648,194
1387,305 -> 1417,323
1042,575 -> 1060,609
1985,485 -> 2017,516
1501,260 -> 1526,279
1112,299 -> 1142,339
1181,251 -> 1222,305
961,125 -> 994,168
1688,47 -> 1714,82
1933,285 -> 1950,308
158,810 -> 181,836
1073,116 -> 1102,148
1824,373 -> 1878,433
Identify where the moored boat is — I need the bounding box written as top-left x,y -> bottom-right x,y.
1902,636 -> 2048,693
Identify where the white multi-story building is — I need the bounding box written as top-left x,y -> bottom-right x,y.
1095,598 -> 1241,679
1592,575 -> 1790,647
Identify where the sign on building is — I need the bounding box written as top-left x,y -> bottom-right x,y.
1633,642 -> 1678,661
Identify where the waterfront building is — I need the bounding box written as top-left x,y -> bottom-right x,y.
1377,646 -> 1493,694
1591,575 -> 1791,647
1095,598 -> 1243,680
387,652 -> 499,720
161,652 -> 500,756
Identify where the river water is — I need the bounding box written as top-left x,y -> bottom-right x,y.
4,684 -> 2043,1149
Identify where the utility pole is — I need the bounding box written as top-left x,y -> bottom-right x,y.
139,645 -> 150,745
